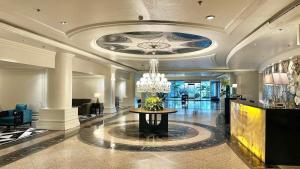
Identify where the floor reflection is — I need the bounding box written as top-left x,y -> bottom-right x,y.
0,100 -> 257,169
165,100 -> 221,110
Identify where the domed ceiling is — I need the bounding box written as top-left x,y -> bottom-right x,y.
96,31 -> 212,55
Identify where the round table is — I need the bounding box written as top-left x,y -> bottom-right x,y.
129,108 -> 177,135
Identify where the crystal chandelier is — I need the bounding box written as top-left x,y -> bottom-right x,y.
136,59 -> 171,94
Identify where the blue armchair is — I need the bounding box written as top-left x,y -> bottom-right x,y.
0,104 -> 32,127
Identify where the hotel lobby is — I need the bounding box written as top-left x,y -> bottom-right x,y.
0,0 -> 300,168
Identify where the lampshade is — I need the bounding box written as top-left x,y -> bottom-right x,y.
264,74 -> 274,84
94,93 -> 100,98
232,84 -> 237,88
272,73 -> 289,85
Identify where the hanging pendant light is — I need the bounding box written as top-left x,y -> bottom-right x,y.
136,58 -> 171,94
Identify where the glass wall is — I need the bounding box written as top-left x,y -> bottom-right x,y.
211,81 -> 220,98
168,81 -> 185,100
167,80 -> 219,101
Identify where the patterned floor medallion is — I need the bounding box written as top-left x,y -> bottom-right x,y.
79,119 -> 225,151
0,128 -> 47,145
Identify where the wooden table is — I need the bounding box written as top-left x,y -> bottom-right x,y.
129,108 -> 177,135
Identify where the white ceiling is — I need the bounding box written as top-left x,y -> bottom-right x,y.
0,0 -> 297,72
228,3 -> 300,70
165,72 -> 223,77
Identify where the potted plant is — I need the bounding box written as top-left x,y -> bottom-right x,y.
220,78 -> 231,98
144,96 -> 163,111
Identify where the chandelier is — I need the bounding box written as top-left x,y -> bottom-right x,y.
136,58 -> 171,94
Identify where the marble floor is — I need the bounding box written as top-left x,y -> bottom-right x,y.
0,101 -> 297,169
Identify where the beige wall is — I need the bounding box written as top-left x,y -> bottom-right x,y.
0,69 -> 47,112
116,80 -> 127,99
72,76 -> 104,102
0,56 -> 133,112
72,57 -> 109,75
235,71 -> 259,100
258,73 -> 264,101
0,38 -> 55,68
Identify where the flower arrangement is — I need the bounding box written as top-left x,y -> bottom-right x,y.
144,96 -> 163,111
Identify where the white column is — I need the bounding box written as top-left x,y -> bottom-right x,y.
127,72 -> 135,107
37,52 -> 79,130
104,67 -> 116,113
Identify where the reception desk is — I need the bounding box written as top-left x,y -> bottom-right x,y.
230,100 -> 300,165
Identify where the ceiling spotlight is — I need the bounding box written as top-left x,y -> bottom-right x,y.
60,21 -> 67,25
138,15 -> 144,21
198,1 -> 202,6
206,15 -> 215,20
35,8 -> 41,12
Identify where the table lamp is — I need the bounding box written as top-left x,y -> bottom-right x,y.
272,73 -> 289,85
264,74 -> 274,85
94,93 -> 100,103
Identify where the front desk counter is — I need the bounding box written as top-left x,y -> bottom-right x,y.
230,99 -> 300,165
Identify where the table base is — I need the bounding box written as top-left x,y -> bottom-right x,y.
139,114 -> 168,136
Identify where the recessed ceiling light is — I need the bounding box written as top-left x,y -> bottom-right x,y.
60,21 -> 67,25
206,15 -> 215,20
35,8 -> 41,12
138,15 -> 144,21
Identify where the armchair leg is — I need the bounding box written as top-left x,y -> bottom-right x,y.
30,122 -> 32,127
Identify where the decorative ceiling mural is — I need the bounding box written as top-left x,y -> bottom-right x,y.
96,31 -> 212,55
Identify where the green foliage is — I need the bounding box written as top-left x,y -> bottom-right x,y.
144,96 -> 163,111
220,78 -> 230,88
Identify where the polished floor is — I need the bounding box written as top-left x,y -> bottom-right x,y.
0,101 -> 296,169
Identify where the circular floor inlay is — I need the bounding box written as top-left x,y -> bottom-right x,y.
108,123 -> 199,141
79,119 -> 225,152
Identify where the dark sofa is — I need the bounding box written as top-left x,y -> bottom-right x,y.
72,99 -> 92,116
72,99 -> 104,115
